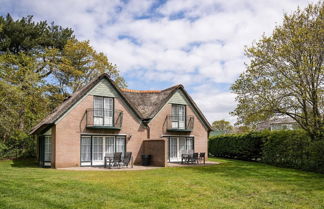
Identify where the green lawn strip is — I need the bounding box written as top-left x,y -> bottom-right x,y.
0,158 -> 323,209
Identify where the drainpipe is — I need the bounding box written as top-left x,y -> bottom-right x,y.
142,119 -> 150,139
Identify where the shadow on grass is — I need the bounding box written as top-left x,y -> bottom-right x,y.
10,158 -> 39,168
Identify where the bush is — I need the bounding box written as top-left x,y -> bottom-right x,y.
209,130 -> 324,173
0,134 -> 36,160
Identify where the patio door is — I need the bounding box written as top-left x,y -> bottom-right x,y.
81,135 -> 126,166
169,137 -> 178,162
169,137 -> 194,162
92,136 -> 104,165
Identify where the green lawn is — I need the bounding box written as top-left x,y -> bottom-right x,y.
0,158 -> 323,209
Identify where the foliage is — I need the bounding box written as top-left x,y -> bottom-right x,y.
231,2 -> 324,141
209,130 -> 324,173
0,14 -> 126,159
1,159 -> 324,208
212,119 -> 233,133
209,132 -> 264,161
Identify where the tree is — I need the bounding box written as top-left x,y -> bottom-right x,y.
0,14 -> 127,158
53,39 -> 126,95
212,120 -> 233,133
231,2 -> 324,141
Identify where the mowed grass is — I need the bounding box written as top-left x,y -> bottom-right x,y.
0,158 -> 323,209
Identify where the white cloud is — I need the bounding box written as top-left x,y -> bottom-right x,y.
0,0 -> 314,123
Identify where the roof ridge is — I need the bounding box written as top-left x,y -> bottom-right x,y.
121,89 -> 161,93
121,84 -> 182,94
161,84 -> 182,92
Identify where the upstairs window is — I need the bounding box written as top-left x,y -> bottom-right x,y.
171,104 -> 186,129
93,96 -> 114,126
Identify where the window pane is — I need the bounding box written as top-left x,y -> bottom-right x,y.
81,136 -> 91,161
179,137 -> 186,154
92,137 -> 103,160
186,137 -> 194,152
116,136 -> 125,154
94,97 -> 103,116
104,98 -> 113,126
105,136 -> 115,156
171,104 -> 186,129
44,136 -> 51,161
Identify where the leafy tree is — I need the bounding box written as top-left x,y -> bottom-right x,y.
231,2 -> 324,141
212,120 -> 233,133
0,14 -> 126,158
53,39 -> 126,95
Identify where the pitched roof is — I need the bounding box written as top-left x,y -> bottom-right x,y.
30,73 -> 212,134
121,85 -> 179,118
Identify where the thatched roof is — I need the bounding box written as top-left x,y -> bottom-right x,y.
30,73 -> 212,134
121,85 -> 179,118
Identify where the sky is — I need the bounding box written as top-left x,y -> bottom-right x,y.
0,0 -> 314,124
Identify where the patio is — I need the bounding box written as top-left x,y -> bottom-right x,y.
57,161 -> 220,171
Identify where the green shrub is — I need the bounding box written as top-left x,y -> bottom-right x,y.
209,130 -> 324,173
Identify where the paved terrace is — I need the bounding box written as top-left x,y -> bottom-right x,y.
57,161 -> 219,171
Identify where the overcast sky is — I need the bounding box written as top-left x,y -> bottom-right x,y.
1,0 -> 314,124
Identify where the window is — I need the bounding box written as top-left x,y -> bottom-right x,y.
80,135 -> 126,166
116,136 -> 126,154
105,136 -> 115,155
94,96 -> 114,126
92,136 -> 103,161
171,104 -> 186,129
81,136 -> 91,162
44,136 -> 51,162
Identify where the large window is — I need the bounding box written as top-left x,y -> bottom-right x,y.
94,96 -> 114,126
92,136 -> 103,161
81,136 -> 91,162
44,136 -> 52,162
169,137 -> 194,162
80,135 -> 126,166
171,104 -> 186,129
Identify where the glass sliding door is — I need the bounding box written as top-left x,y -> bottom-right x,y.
169,137 -> 194,162
80,135 -> 126,166
169,137 -> 178,162
92,136 -> 104,165
186,137 -> 194,153
44,136 -> 52,162
81,136 -> 91,166
105,136 -> 115,157
39,135 -> 52,167
116,136 -> 126,155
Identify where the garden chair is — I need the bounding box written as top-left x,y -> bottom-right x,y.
181,150 -> 190,164
199,152 -> 206,164
112,152 -> 122,168
189,153 -> 199,164
122,152 -> 132,168
104,153 -> 114,168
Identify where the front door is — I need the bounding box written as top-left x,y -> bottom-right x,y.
169,137 -> 194,162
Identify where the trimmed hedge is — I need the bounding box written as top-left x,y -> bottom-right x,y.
209,130 -> 324,173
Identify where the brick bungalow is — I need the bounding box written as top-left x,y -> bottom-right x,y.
30,73 -> 212,168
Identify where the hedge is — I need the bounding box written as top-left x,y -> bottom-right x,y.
209,130 -> 324,173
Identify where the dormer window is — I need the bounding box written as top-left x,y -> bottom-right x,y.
93,96 -> 114,126
171,104 -> 186,129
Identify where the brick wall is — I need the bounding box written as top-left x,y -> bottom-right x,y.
142,139 -> 167,167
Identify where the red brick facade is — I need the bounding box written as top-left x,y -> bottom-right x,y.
35,76 -> 210,168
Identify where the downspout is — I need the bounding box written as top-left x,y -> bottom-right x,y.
142,119 -> 150,139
